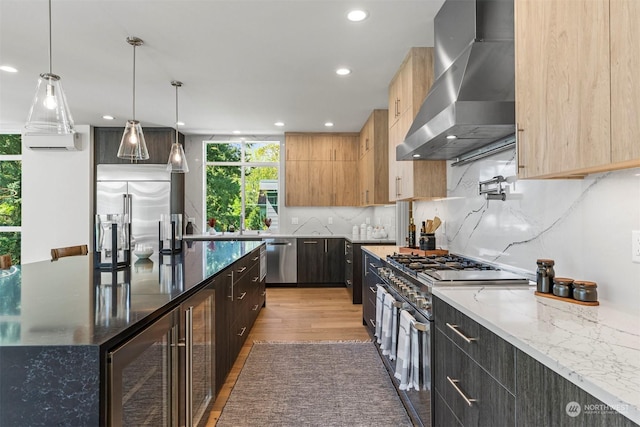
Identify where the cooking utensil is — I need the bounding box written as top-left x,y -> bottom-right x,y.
425,220 -> 433,233
432,216 -> 442,232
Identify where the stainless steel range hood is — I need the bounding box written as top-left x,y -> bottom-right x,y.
397,0 -> 515,161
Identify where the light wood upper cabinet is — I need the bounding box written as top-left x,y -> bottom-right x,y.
285,133 -> 359,206
388,47 -> 447,201
516,0 -> 639,178
359,110 -> 390,206
610,0 -> 640,164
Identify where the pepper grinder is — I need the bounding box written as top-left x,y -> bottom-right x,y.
536,259 -> 555,293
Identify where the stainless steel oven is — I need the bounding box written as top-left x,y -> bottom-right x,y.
373,252 -> 531,427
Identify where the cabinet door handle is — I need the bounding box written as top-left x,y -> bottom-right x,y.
324,240 -> 328,252
303,241 -> 318,244
261,290 -> 267,297
446,323 -> 477,343
346,259 -> 352,264
252,304 -> 260,311
237,266 -> 247,273
237,292 -> 247,300
369,286 -> 377,294
370,319 -> 376,327
397,98 -> 400,116
516,123 -> 525,171
237,327 -> 247,337
447,376 -> 477,406
185,307 -> 194,425
369,262 -> 378,269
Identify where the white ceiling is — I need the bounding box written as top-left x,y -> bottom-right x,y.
0,0 -> 445,136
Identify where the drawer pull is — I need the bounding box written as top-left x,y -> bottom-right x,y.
252,256 -> 259,261
237,292 -> 247,300
252,304 -> 259,311
370,319 -> 376,327
447,376 -> 477,406
369,262 -> 378,268
303,241 -> 318,244
252,276 -> 259,282
237,266 -> 247,273
369,286 -> 377,294
446,323 -> 477,343
261,291 -> 266,296
237,327 -> 247,337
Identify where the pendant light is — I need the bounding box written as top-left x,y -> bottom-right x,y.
117,37 -> 149,161
25,0 -> 75,134
167,81 -> 189,173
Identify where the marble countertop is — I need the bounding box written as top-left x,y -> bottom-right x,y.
0,240 -> 263,348
185,233 -> 396,244
435,287 -> 640,424
361,244 -> 640,423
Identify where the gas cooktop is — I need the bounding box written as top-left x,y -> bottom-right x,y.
386,252 -> 531,286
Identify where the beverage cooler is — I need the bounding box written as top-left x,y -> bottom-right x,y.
106,282 -> 215,426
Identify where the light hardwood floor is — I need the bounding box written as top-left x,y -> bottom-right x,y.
205,287 -> 370,426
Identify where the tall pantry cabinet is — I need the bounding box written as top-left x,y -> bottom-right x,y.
515,0 -> 640,178
388,47 -> 446,201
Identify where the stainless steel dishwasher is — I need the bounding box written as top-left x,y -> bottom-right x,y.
265,238 -> 297,284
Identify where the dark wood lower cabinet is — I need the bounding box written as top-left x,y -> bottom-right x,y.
214,247 -> 265,394
297,238 -> 344,285
362,251 -> 384,333
515,350 -> 637,427
433,296 -> 637,427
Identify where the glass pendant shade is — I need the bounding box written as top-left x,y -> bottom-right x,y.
118,120 -> 149,160
24,75 -> 75,135
167,141 -> 189,173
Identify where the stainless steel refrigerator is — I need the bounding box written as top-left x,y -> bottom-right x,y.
96,164 -> 171,252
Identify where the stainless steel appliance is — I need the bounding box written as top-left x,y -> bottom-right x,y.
373,252 -> 530,427
97,164 -> 171,253
397,0 -> 516,161
264,238 -> 297,284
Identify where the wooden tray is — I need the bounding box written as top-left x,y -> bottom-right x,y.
534,291 -> 599,306
398,247 -> 448,256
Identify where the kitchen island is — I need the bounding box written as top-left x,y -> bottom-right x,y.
362,245 -> 640,426
0,240 -> 264,426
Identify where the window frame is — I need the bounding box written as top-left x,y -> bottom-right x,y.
203,139 -> 280,232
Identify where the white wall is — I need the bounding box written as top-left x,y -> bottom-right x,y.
413,148 -> 640,312
21,125 -> 93,263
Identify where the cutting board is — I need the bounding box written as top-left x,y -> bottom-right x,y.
399,247 -> 448,256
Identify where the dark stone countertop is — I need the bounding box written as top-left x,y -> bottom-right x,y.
0,239 -> 263,348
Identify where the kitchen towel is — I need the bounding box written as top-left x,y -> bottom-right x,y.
381,292 -> 395,356
375,285 -> 387,342
409,320 -> 430,391
390,302 -> 400,361
394,309 -> 415,390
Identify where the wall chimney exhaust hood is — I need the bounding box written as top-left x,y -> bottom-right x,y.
397,0 -> 515,161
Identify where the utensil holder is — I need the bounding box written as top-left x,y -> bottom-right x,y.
419,233 -> 436,250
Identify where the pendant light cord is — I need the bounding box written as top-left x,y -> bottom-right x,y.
132,43 -> 136,121
175,83 -> 179,143
48,0 -> 52,74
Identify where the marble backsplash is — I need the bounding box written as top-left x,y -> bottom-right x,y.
413,148 -> 640,312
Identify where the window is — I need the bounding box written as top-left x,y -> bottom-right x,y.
205,139 -> 279,232
0,134 -> 21,264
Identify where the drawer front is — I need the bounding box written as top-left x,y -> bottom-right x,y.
434,296 -> 515,393
434,328 -> 515,426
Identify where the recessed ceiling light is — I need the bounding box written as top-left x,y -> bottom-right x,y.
274,122 -> 285,127
176,121 -> 185,126
0,65 -> 17,73
347,10 -> 368,22
325,122 -> 334,127
102,115 -> 115,120
336,68 -> 351,76
446,135 -> 457,140
413,154 -> 421,158
233,130 -> 241,134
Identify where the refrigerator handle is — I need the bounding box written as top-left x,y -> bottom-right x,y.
123,194 -> 132,218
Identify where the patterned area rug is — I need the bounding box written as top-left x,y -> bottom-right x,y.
217,341 -> 412,427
